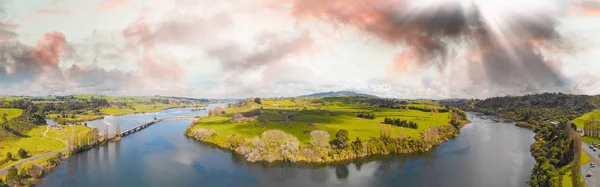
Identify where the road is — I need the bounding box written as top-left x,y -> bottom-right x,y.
582,143 -> 600,187
0,150 -> 64,175
0,127 -> 67,175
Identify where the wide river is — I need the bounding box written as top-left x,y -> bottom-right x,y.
38,105 -> 535,187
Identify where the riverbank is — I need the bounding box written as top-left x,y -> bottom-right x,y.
186,120 -> 470,163
100,104 -> 206,116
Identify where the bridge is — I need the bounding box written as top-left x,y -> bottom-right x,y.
119,117 -> 198,137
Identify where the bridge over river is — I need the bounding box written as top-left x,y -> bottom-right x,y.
119,116 -> 197,137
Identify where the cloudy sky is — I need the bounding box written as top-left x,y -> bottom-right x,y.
0,0 -> 599,99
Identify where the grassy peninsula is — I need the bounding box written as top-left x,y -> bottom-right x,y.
186,97 -> 470,163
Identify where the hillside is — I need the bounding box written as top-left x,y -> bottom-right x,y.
297,91 -> 379,98
448,93 -> 600,124
443,92 -> 600,187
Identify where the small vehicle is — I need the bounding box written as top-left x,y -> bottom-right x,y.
593,147 -> 597,152
587,171 -> 593,177
591,163 -> 596,168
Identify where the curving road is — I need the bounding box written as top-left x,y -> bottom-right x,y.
0,127 -> 67,175
0,150 -> 64,175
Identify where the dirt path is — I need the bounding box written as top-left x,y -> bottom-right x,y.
43,126 -> 66,145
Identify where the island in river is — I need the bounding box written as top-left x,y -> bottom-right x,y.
186,97 -> 470,163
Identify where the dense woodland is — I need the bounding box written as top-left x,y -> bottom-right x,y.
445,93 -> 600,187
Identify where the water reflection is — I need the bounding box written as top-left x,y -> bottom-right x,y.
39,111 -> 536,187
335,165 -> 349,179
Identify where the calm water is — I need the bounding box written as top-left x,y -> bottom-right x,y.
37,110 -> 535,187
63,105 -> 222,137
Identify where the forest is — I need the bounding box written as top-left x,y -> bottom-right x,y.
446,93 -> 600,187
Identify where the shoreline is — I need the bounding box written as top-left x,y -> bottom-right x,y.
1,106 -> 204,186
100,105 -> 205,116
185,119 -> 471,164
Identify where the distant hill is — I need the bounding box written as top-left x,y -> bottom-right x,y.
297,91 -> 379,98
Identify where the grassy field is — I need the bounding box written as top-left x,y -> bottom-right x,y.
0,125 -> 92,168
100,103 -> 179,115
583,136 -> 600,144
573,110 -> 600,129
0,108 -> 23,122
192,99 -> 452,144
46,114 -> 103,123
561,149 -> 591,187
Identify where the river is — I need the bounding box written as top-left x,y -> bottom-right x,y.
37,107 -> 535,187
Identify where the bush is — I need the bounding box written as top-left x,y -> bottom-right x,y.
29,163 -> 44,178
5,152 -> 12,161
6,166 -> 20,185
330,129 -> 349,149
310,130 -> 330,148
193,128 -> 216,140
239,130 -> 299,162
46,152 -> 64,166
254,98 -> 262,104
18,148 -> 27,158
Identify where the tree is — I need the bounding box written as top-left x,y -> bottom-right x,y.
17,148 -> 27,158
310,130 -> 330,148
330,129 -> 349,149
1,113 -> 7,122
5,152 -> 12,161
115,122 -> 121,137
254,98 -> 262,104
103,124 -> 109,141
6,166 -> 19,185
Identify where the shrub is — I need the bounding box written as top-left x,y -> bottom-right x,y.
18,148 -> 27,158
225,134 -> 245,149
330,129 -> 349,149
19,161 -> 33,177
6,166 -> 20,184
193,128 -> 216,140
254,98 -> 262,104
239,130 -> 299,162
46,152 -> 64,166
310,130 -> 330,148
5,152 -> 12,161
18,161 -> 43,179
28,163 -> 44,178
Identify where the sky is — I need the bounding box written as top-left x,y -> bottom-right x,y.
0,0 -> 599,99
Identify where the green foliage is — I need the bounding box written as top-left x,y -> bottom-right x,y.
383,117 -> 418,129
17,148 -> 27,158
5,152 -> 12,160
19,161 -> 33,177
330,129 -> 349,149
6,166 -> 20,183
445,93 -> 593,186
356,111 -> 375,119
46,152 -> 64,167
457,93 -> 600,125
254,98 -> 262,104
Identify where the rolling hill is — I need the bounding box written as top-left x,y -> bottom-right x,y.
297,91 -> 379,98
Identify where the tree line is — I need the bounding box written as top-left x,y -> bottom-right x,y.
383,117 -> 418,129
444,93 -> 595,187
356,111 -> 375,119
